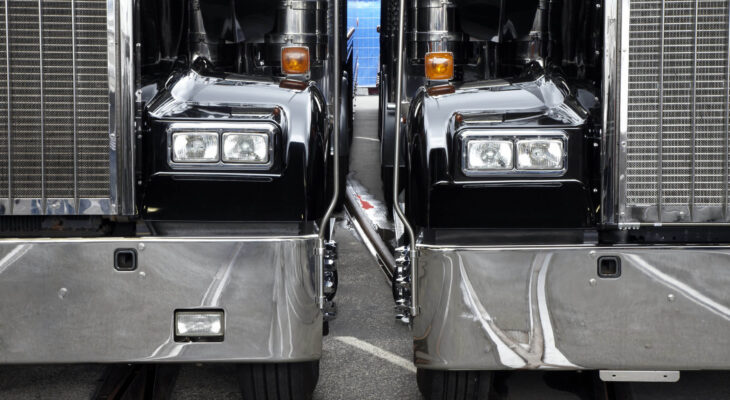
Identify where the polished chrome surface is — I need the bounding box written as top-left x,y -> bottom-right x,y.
392,246 -> 413,323
599,370 -> 680,382
414,244 -> 730,370
275,1 -> 327,35
1,197 -> 111,215
266,0 -> 329,64
406,0 -> 464,62
0,0 -> 132,215
0,235 -> 322,363
618,0 -> 730,225
602,0 -> 620,225
393,0 -> 419,318
189,0 -> 212,63
322,238 -> 337,321
344,179 -> 396,280
115,0 -> 135,215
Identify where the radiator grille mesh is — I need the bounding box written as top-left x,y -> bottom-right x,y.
624,0 -> 730,223
0,0 -> 110,213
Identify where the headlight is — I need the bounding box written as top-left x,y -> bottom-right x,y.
460,131 -> 567,176
167,122 -> 278,169
222,132 -> 270,163
172,132 -> 219,162
466,140 -> 513,170
516,139 -> 565,170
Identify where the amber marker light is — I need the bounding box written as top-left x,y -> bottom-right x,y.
425,52 -> 454,81
281,46 -> 310,76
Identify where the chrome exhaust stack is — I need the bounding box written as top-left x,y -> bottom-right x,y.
392,0 -> 419,319
318,0 -> 341,311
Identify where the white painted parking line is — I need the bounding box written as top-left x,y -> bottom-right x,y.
0,244 -> 31,275
354,136 -> 379,142
334,336 -> 417,373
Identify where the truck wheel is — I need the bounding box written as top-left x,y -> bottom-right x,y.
238,361 -> 319,400
417,368 -> 493,400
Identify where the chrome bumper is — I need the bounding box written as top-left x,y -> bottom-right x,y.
0,236 -> 321,364
413,245 -> 730,370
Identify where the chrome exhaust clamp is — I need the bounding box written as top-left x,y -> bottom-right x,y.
392,246 -> 412,324
323,240 -> 338,321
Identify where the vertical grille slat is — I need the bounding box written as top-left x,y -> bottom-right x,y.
0,0 -> 110,214
1,0 -> 10,200
71,0 -> 77,202
623,0 -> 730,223
43,0 -> 74,200
38,0 -> 45,207
724,0 -> 730,218
9,0 -> 42,199
75,0 -> 107,199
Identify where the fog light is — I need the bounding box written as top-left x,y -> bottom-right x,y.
172,132 -> 218,163
222,132 -> 270,163
516,139 -> 565,170
175,310 -> 224,341
466,139 -> 513,171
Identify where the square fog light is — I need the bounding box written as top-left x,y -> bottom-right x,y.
222,132 -> 270,164
516,139 -> 565,170
466,139 -> 514,171
172,132 -> 219,163
175,310 -> 224,342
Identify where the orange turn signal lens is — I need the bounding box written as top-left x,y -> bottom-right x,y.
281,47 -> 310,75
424,52 -> 454,81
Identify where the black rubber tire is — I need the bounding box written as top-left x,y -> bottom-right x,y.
417,369 -> 493,400
238,361 -> 319,400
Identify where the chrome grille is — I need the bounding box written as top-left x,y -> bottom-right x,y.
0,0 -> 111,215
622,0 -> 730,224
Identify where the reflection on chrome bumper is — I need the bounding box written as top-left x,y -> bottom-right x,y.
414,245 -> 730,370
0,236 -> 321,364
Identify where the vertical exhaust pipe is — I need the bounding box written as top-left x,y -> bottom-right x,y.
189,0 -> 212,67
318,0 -> 341,310
392,0 -> 419,318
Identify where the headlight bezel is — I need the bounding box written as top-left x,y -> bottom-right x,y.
167,122 -> 277,170
460,130 -> 568,177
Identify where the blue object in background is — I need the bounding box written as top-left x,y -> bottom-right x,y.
348,0 -> 380,88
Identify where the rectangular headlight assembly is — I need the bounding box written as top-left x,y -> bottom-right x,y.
168,122 -> 277,169
461,131 -> 567,176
